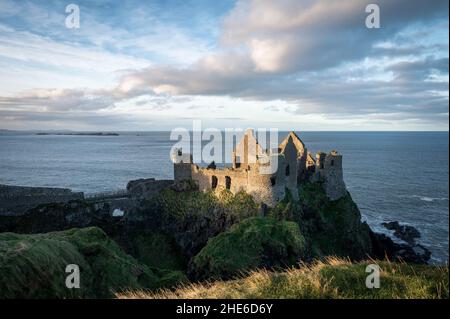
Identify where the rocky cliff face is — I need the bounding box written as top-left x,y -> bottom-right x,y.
128,189 -> 261,258
265,183 -> 373,261
0,180 -> 431,288
296,182 -> 430,264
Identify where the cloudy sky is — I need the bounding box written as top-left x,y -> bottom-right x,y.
0,0 -> 448,131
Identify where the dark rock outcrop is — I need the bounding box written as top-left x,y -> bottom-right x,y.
297,183 -> 373,261
382,221 -> 421,244
297,183 -> 431,264
369,230 -> 431,264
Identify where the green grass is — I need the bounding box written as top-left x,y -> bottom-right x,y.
119,258 -> 449,299
126,231 -> 187,271
189,217 -> 307,280
144,188 -> 259,224
0,227 -> 162,298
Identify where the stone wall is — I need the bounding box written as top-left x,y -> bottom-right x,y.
189,156 -> 290,207
126,178 -> 174,200
246,163 -> 285,206
313,151 -> 347,200
0,184 -> 84,216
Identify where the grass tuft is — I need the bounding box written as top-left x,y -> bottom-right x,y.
117,258 -> 449,299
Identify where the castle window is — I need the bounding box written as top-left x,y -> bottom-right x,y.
285,164 -> 290,176
320,162 -> 324,169
270,177 -> 276,186
235,155 -> 241,168
211,176 -> 218,189
225,176 -> 231,190
331,159 -> 334,166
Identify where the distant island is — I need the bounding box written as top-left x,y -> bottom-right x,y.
35,132 -> 119,136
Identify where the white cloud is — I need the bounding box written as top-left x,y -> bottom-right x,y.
0,0 -> 448,130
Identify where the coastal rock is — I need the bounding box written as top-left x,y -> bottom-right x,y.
369,230 -> 431,264
382,221 -> 421,244
298,183 -> 373,261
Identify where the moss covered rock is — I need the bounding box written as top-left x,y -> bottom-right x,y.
298,182 -> 373,260
0,227 -> 161,298
189,217 -> 307,280
124,230 -> 188,271
132,189 -> 260,257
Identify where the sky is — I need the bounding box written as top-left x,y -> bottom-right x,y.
0,0 -> 448,131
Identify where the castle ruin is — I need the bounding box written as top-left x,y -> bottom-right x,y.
173,130 -> 347,207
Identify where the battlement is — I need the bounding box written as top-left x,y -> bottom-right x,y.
173,130 -> 346,206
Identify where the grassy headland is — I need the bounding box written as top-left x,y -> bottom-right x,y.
118,258 -> 449,299
0,182 -> 445,299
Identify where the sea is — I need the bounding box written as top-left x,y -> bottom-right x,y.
0,131 -> 448,264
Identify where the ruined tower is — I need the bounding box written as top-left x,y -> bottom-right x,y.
172,130 -> 347,206
313,150 -> 347,200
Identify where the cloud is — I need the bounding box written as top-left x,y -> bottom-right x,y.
220,0 -> 448,71
116,0 -> 448,88
111,0 -> 448,126
0,88 -> 116,112
0,0 -> 448,130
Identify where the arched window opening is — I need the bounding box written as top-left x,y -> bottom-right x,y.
235,155 -> 242,168
285,164 -> 290,176
211,176 -> 218,189
270,177 -> 276,186
225,176 -> 231,190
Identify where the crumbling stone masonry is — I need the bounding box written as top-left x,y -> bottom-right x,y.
173,130 -> 347,206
